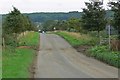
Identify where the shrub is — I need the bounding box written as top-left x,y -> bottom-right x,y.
89,46 -> 120,68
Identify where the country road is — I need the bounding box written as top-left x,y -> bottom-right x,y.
34,33 -> 118,78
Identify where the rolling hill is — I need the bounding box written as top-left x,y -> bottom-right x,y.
25,11 -> 83,23
2,10 -> 114,24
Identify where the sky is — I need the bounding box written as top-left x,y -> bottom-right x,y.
0,0 -> 110,14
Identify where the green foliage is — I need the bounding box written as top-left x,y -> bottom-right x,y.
55,20 -> 68,30
3,7 -> 23,34
26,12 -> 82,23
20,10 -> 113,23
56,31 -> 120,68
2,7 -> 37,47
4,34 -> 18,47
42,20 -> 58,31
3,7 -> 36,34
88,30 -> 108,38
55,31 -> 98,46
81,1 -> 106,36
109,1 -> 120,39
42,18 -> 81,32
67,18 -> 81,32
89,46 -> 120,68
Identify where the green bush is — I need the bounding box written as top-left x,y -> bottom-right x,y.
88,31 -> 108,38
4,34 -> 18,47
89,46 -> 120,68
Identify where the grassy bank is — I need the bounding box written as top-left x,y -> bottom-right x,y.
19,32 -> 39,47
89,46 -> 120,68
3,31 -> 39,78
55,31 -> 98,46
56,31 -> 120,68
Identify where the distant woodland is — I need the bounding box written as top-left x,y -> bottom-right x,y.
1,10 -> 113,24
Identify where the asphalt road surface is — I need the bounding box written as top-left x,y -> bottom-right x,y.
34,33 -> 118,78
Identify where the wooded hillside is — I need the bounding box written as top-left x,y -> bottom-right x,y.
1,10 -> 113,24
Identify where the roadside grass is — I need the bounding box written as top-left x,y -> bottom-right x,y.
55,31 -> 120,68
55,31 -> 98,46
3,48 -> 35,78
2,31 -> 39,78
18,32 -> 39,48
89,46 -> 120,68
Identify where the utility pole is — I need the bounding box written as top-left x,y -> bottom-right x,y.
108,25 -> 111,50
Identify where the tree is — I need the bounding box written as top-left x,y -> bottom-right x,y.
81,1 -> 106,36
2,7 -> 23,46
67,18 -> 81,32
3,7 -> 25,34
42,20 -> 57,31
55,20 -> 68,30
109,1 -> 120,39
2,7 -> 36,47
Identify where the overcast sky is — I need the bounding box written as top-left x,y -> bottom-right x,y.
0,0 -> 110,14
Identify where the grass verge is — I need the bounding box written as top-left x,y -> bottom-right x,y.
2,31 -> 39,78
18,32 -> 39,49
89,46 -> 120,68
55,31 -> 98,46
55,31 -> 120,68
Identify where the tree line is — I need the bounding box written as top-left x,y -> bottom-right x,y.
26,12 -> 82,23
41,1 -> 120,40
41,18 -> 81,32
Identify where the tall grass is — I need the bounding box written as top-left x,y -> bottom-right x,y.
55,31 -> 120,68
56,31 -> 98,46
19,32 -> 39,47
